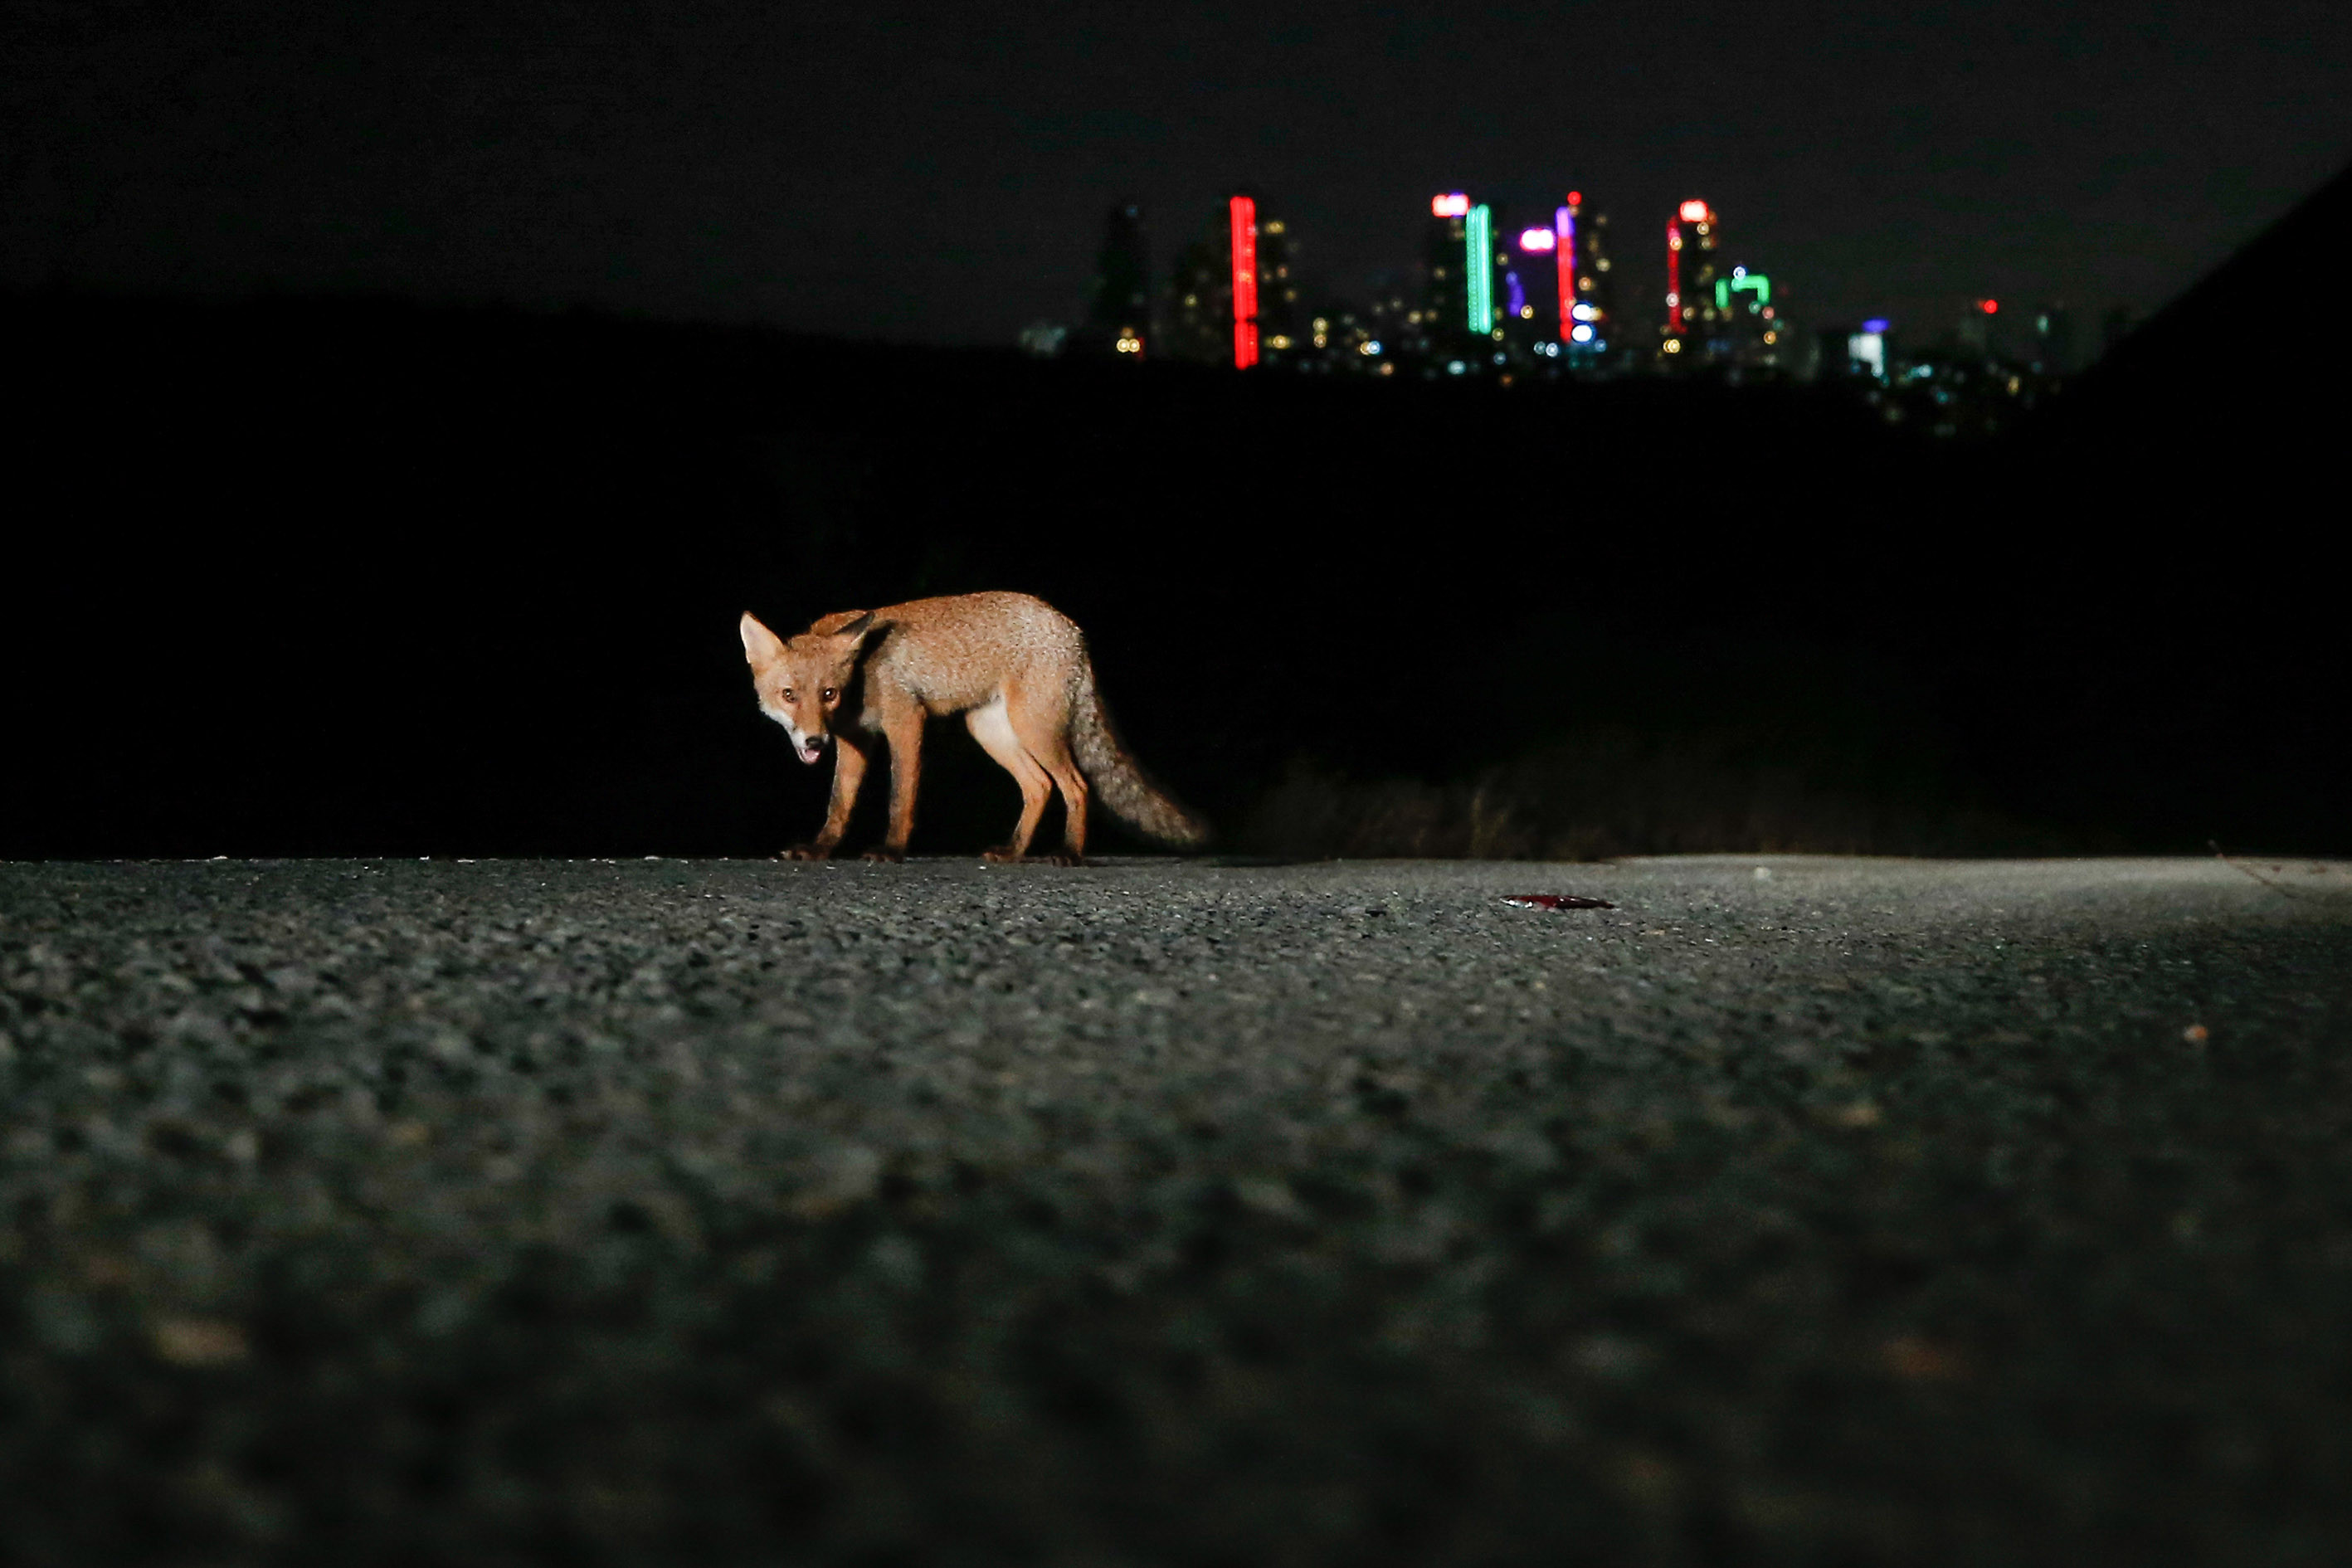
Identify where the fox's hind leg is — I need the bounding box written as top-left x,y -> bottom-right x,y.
967,697 -> 1052,861
1007,688 -> 1089,864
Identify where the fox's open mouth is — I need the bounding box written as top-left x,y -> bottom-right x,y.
796,743 -> 825,765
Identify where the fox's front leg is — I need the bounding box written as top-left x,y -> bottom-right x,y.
866,709 -> 923,862
785,737 -> 869,860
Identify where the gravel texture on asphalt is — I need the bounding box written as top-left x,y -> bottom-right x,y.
2,855 -> 2350,1567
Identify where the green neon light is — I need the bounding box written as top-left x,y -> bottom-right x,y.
1466,205 -> 1493,334
1717,273 -> 1771,310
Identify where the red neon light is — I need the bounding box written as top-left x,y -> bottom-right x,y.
1566,190 -> 1582,207
1229,194 -> 1259,369
1678,199 -> 1710,222
1431,192 -> 1469,217
1666,220 -> 1683,336
1556,207 -> 1576,342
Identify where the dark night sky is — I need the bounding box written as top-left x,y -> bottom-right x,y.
7,1 -> 2349,345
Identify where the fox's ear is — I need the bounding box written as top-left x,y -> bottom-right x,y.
739,612 -> 786,666
834,610 -> 878,645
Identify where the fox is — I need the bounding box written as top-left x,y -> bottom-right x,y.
738,591 -> 1210,864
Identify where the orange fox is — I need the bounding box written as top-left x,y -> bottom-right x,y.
738,592 -> 1210,863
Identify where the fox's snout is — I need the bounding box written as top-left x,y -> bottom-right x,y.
795,732 -> 829,766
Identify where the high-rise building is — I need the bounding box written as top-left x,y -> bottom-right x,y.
1081,202 -> 1152,359
1254,211 -> 1303,364
1712,266 -> 1782,368
1159,192 -> 1299,370
1164,235 -> 1229,365
1553,192 -> 1617,363
1229,194 -> 1259,368
1663,197 -> 1723,363
1423,193 -> 1471,363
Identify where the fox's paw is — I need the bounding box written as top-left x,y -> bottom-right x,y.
983,848 -> 1086,867
782,844 -> 834,861
861,848 -> 906,864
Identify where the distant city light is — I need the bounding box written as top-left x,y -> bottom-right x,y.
1571,303 -> 1600,322
1465,205 -> 1493,334
1566,190 -> 1582,206
1678,199 -> 1710,222
1862,317 -> 1890,333
1359,340 -> 1382,355
1717,273 -> 1770,310
1570,324 -> 1595,343
1446,359 -> 1468,374
1518,227 -> 1556,251
1432,192 -> 1470,217
1229,194 -> 1258,370
1662,337 -> 1682,353
1979,298 -> 1999,314
1554,205 -> 1577,343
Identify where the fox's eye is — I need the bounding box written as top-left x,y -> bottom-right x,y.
781,689 -> 796,703
821,688 -> 838,702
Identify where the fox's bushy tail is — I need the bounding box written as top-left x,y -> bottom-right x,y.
1069,663 -> 1213,849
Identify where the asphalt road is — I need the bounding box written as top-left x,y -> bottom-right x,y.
3,855 -> 2350,1566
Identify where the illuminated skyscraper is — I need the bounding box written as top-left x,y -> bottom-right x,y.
1081,202 -> 1152,359
1159,192 -> 1298,369
1254,212 -> 1302,363
1465,203 -> 1495,336
1229,194 -> 1259,368
1554,192 -> 1617,360
1663,197 -> 1722,362
1423,193 -> 1471,360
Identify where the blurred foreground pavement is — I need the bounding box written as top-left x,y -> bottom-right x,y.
3,855 -> 2350,1566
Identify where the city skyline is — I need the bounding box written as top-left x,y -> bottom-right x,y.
6,2 -> 2346,348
